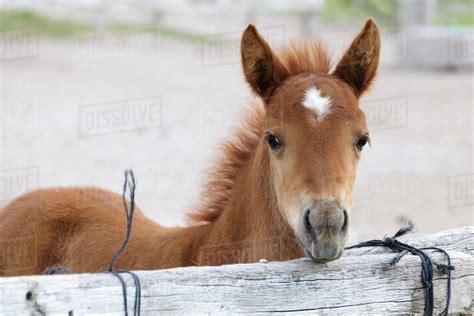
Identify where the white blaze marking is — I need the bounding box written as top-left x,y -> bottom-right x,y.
302,87 -> 332,120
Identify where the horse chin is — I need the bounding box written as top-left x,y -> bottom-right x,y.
294,228 -> 344,262
302,241 -> 344,263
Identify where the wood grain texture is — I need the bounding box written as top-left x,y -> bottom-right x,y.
0,226 -> 472,315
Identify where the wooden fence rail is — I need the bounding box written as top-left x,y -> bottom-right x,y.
0,226 -> 472,315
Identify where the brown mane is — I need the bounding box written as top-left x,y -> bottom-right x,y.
187,101 -> 265,224
188,42 -> 332,224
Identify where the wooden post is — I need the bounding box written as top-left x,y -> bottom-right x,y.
0,226 -> 472,315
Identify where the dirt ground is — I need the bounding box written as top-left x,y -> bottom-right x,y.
0,21 -> 472,244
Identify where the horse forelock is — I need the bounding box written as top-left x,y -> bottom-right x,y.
278,41 -> 332,76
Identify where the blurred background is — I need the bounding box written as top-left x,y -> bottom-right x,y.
0,0 -> 472,243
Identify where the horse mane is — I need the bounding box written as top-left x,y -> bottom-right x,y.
187,41 -> 331,225
186,101 -> 265,224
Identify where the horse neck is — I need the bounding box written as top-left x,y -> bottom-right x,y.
196,140 -> 303,265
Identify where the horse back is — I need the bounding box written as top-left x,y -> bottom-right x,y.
0,187 -> 153,275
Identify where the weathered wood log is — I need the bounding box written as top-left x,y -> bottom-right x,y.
0,226 -> 472,315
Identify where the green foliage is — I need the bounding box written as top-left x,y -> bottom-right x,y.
323,0 -> 396,23
0,10 -> 91,37
437,0 -> 474,26
323,0 -> 473,26
0,9 -> 204,42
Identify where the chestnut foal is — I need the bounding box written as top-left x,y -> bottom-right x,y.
0,19 -> 380,276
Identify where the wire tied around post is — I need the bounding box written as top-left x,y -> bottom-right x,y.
345,222 -> 454,316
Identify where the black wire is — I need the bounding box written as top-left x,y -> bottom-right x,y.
421,247 -> 454,316
108,169 -> 142,316
40,170 -> 141,316
109,270 -> 128,314
124,271 -> 142,315
345,222 -> 454,316
108,170 -> 136,271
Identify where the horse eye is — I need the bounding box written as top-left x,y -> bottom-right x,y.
356,136 -> 369,151
266,133 -> 282,150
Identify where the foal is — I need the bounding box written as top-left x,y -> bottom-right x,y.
0,19 -> 380,276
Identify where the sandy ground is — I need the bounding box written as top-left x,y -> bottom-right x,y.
0,20 -> 472,244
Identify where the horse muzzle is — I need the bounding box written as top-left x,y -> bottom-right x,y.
297,199 -> 348,262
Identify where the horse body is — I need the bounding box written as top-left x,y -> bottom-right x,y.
0,19 -> 380,276
0,123 -> 300,274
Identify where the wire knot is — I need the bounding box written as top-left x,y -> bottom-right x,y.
345,222 -> 453,316
383,237 -> 396,247
436,263 -> 455,274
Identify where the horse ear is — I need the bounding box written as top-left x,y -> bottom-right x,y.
241,24 -> 288,99
333,18 -> 380,98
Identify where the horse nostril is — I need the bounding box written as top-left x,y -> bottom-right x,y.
340,210 -> 348,235
304,209 -> 317,241
304,209 -> 311,231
